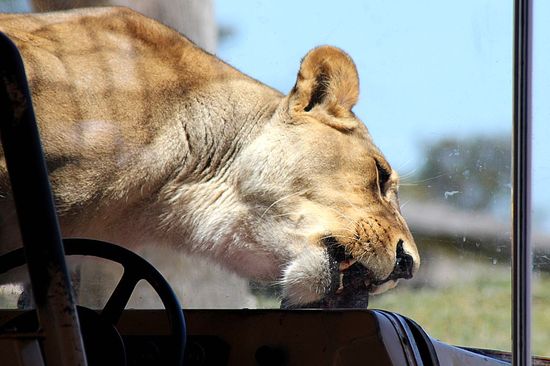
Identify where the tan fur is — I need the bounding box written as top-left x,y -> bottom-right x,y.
0,7 -> 419,306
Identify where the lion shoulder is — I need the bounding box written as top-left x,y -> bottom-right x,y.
0,7 -> 279,222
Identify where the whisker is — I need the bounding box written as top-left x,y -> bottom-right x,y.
271,211 -> 302,218
260,190 -> 308,219
398,168 -> 418,180
357,251 -> 373,266
269,212 -> 356,236
341,195 -> 359,209
401,173 -> 446,185
394,157 -> 415,172
400,200 -> 410,210
323,204 -> 356,227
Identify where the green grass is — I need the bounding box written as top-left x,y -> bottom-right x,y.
532,272 -> 550,357
369,272 -> 550,357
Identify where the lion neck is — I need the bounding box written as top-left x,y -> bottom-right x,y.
107,79 -> 283,253
173,79 -> 283,184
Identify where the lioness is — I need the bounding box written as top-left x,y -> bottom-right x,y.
0,7 -> 419,308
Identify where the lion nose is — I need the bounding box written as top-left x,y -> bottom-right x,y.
391,240 -> 414,279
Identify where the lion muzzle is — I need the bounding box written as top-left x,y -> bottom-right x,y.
280,235 -> 418,309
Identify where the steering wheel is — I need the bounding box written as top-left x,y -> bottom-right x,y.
0,238 -> 186,366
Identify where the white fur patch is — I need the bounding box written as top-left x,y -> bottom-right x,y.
280,247 -> 331,305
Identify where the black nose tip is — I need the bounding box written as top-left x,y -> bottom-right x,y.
391,240 -> 414,280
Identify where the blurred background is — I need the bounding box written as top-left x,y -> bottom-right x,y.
0,0 -> 548,356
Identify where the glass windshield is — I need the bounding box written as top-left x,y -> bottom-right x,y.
216,0 -> 517,353
0,0 -> 547,358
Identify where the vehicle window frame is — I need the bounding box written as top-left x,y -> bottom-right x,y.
512,0 -> 533,364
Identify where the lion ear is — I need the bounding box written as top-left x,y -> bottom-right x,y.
288,46 -> 359,130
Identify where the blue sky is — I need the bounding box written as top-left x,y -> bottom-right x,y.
215,0 -> 550,232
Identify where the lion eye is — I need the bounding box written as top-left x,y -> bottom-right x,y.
375,160 -> 391,195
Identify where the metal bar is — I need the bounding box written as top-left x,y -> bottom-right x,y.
512,0 -> 532,365
0,32 -> 88,366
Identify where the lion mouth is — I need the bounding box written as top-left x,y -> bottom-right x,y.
280,237 -> 413,309
310,261 -> 372,309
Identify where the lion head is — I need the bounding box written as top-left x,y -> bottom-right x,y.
230,46 -> 420,308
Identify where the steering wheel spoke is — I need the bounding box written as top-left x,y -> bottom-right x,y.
101,269 -> 142,324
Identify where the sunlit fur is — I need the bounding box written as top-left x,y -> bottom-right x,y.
0,7 -> 419,306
